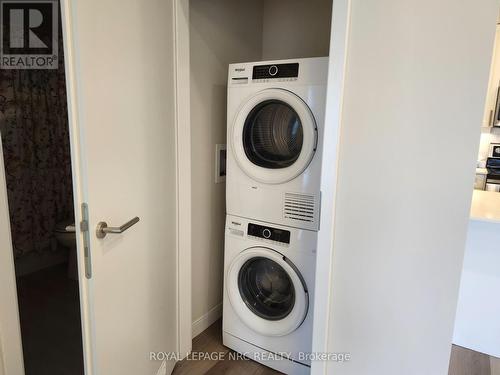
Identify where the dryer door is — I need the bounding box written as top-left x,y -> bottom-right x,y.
227,247 -> 308,336
231,89 -> 317,184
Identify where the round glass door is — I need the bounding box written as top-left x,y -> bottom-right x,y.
243,100 -> 303,169
232,89 -> 317,184
238,256 -> 295,320
226,247 -> 308,336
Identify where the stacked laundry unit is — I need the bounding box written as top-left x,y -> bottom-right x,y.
223,57 -> 328,374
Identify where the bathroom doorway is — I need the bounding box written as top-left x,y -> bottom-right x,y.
0,2 -> 84,375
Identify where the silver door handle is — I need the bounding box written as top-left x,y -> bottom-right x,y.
96,217 -> 140,239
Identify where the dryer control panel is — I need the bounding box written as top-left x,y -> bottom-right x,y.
228,57 -> 328,87
247,223 -> 290,244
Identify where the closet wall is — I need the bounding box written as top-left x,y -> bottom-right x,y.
189,0 -> 332,331
262,0 -> 332,60
189,0 -> 264,331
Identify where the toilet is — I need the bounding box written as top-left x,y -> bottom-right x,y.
54,220 -> 78,280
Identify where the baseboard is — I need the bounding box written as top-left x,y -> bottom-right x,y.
192,303 -> 222,338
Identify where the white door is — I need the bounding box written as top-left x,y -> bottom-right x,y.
62,0 -> 178,374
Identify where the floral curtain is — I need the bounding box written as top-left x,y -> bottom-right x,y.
0,31 -> 74,259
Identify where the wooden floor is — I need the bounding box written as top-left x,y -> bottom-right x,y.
449,345 -> 500,375
173,320 -> 281,375
174,320 -> 500,375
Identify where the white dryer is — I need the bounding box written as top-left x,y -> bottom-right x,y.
226,57 -> 328,231
223,215 -> 316,375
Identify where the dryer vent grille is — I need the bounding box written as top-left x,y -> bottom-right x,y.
283,193 -> 315,223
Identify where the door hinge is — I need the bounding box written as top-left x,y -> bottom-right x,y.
81,203 -> 92,279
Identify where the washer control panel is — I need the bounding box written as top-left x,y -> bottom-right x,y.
252,63 -> 299,80
247,223 -> 290,244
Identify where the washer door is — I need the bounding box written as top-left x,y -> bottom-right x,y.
227,247 -> 308,336
232,89 -> 317,184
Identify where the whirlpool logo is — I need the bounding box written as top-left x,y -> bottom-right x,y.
0,0 -> 58,69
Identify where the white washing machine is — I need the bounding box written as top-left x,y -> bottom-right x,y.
226,57 -> 328,231
223,215 -> 316,375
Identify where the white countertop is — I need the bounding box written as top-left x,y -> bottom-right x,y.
470,190 -> 500,223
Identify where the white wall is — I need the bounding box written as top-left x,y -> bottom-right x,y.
189,0 -> 264,331
482,25 -> 500,126
262,0 -> 332,60
454,219 -> 500,358
477,24 -> 500,162
314,0 -> 499,374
